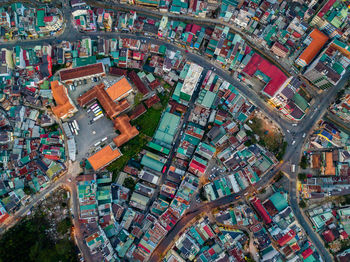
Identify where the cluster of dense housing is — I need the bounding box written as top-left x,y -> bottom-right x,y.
61,39 -> 283,261
300,120 -> 350,199
307,202 -> 350,258
70,1 -> 350,122
213,191 -> 323,262
165,216 -> 248,261
0,3 -> 64,41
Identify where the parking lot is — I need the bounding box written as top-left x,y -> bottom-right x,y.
71,103 -> 117,161
65,75 -> 137,161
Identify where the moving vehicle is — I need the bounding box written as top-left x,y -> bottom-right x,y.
291,164 -> 296,173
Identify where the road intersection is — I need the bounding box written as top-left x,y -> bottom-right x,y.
0,3 -> 349,261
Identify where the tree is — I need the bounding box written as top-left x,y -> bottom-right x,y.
275,171 -> 284,182
259,188 -> 266,194
57,217 -> 72,235
299,199 -> 307,208
23,185 -> 32,195
300,155 -> 308,169
123,177 -> 136,191
133,92 -> 143,105
298,173 -> 307,180
199,187 -> 207,201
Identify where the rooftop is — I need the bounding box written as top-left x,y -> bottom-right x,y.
77,83 -> 130,119
106,76 -> 133,102
112,115 -> 139,147
51,80 -> 77,119
59,63 -> 105,82
88,144 -> 122,171
297,29 -> 329,66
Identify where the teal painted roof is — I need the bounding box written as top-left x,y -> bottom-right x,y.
269,192 -> 288,211
141,155 -> 164,172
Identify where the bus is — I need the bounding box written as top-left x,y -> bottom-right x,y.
94,141 -> 101,147
71,121 -> 78,131
92,107 -> 101,114
101,137 -> 108,142
93,114 -> 104,122
95,111 -> 103,117
73,120 -> 79,131
90,103 -> 98,110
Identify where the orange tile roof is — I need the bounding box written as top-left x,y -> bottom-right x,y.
112,115 -> 139,147
51,80 -> 76,119
330,42 -> 350,59
85,232 -> 99,243
88,145 -> 122,171
59,63 -> 105,82
106,76 -> 133,101
325,152 -> 335,175
298,29 -> 329,66
77,83 -> 130,119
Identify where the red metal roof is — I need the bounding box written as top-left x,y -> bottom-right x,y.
243,53 -> 287,97
322,229 -> 335,243
277,229 -> 296,246
144,94 -> 160,108
318,0 -> 337,17
302,247 -> 313,259
251,197 -> 272,224
190,159 -> 206,173
203,225 -> 214,237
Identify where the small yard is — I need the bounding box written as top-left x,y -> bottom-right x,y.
107,91 -> 170,178
248,115 -> 285,160
107,134 -> 148,179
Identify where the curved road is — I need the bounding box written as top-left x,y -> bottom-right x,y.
1,4 -> 348,261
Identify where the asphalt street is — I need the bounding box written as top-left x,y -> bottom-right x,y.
0,4 -> 349,261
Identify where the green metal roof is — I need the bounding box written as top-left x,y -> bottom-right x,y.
269,192 -> 288,211
153,112 -> 180,146
293,93 -> 309,111
141,155 -> 164,172
36,9 -> 45,27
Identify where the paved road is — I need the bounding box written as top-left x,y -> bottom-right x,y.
151,72 -> 350,262
62,166 -> 94,262
90,0 -> 293,77
1,29 -> 342,261
0,3 -> 348,261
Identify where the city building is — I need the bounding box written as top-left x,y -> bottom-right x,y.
50,81 -> 78,119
